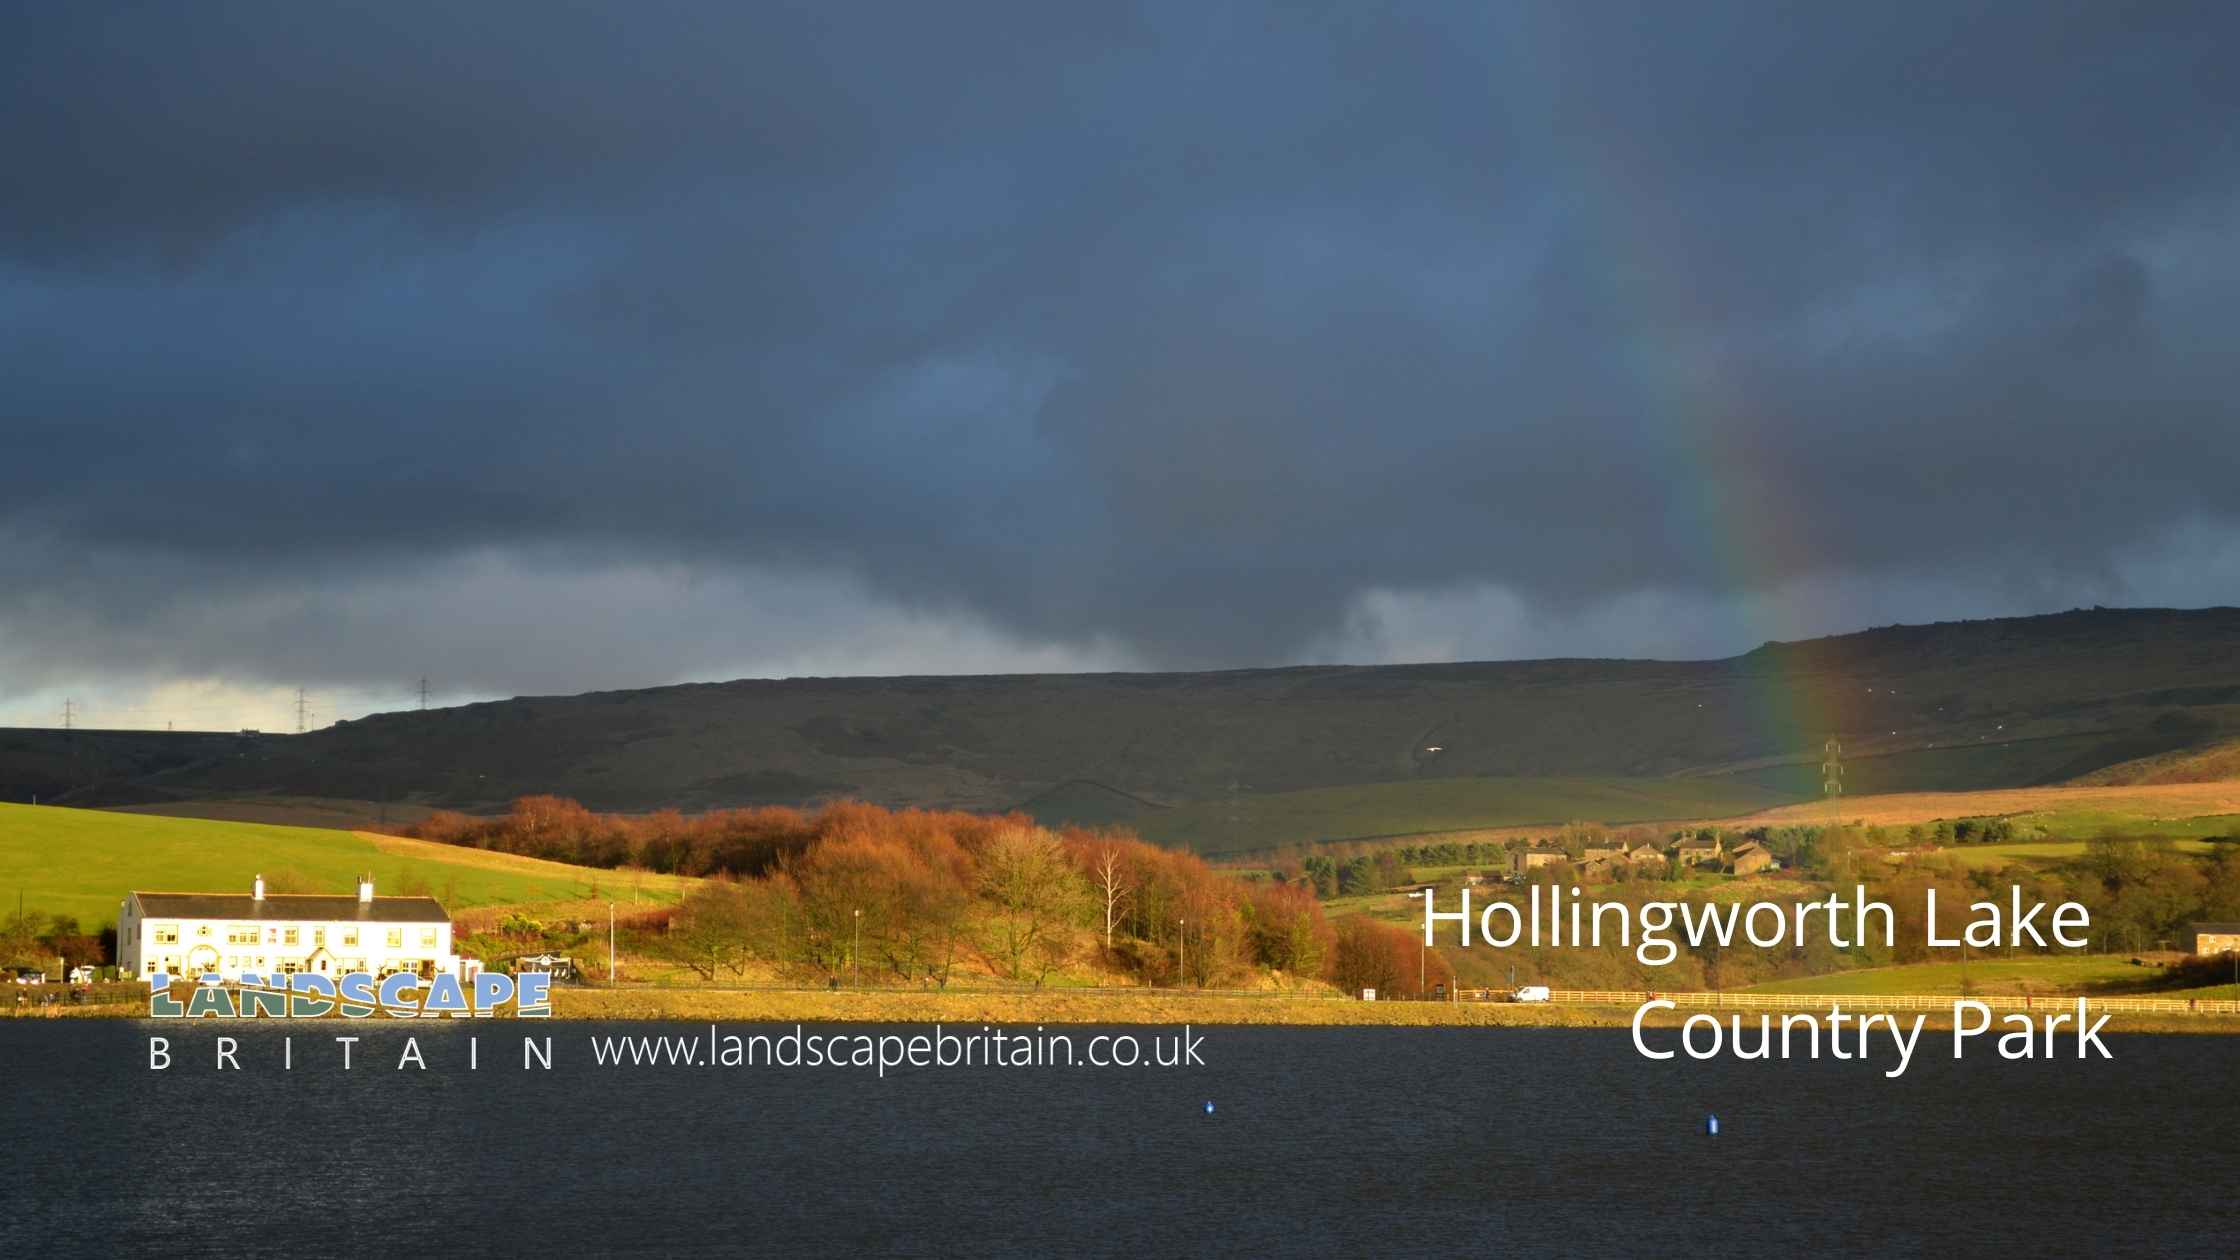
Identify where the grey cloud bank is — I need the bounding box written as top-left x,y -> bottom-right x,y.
4,3 -> 2238,723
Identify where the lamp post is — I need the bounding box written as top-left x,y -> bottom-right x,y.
607,903 -> 615,985
1177,917 -> 1186,988
1415,888 -> 1426,996
852,908 -> 861,988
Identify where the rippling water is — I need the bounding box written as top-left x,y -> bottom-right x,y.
1,1020 -> 2231,1256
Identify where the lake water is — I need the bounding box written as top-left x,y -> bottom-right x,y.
1,1020 -> 2232,1256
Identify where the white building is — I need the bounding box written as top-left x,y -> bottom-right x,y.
117,875 -> 461,980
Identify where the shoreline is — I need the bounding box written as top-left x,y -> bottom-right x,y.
548,988 -> 2240,1034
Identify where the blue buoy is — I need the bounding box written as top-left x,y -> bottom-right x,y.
1204,1101 -> 1215,1114
1706,1115 -> 1719,1136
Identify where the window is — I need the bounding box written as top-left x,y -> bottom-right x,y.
197,924 -> 211,937
386,929 -> 402,949
420,930 -> 437,948
228,925 -> 258,945
153,925 -> 179,945
283,929 -> 300,945
313,928 -> 325,946
341,929 -> 358,947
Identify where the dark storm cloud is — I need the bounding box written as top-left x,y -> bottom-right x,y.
4,1 -> 2238,702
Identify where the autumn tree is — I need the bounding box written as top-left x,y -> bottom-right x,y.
660,881 -> 756,980
978,827 -> 1085,985
787,837 -> 898,976
1244,882 -> 1332,977
1328,916 -> 1452,999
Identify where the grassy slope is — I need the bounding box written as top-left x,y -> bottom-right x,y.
1131,775 -> 1791,854
1674,782 -> 2240,833
0,803 -> 694,929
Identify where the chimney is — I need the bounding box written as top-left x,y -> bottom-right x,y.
357,874 -> 375,904
252,874 -> 265,901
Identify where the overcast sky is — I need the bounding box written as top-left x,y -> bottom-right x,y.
5,3 -> 2238,730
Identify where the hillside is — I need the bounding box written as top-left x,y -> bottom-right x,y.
0,803 -> 695,930
5,607 -> 2238,852
1128,775 -> 1791,852
0,727 -> 246,806
2070,736 -> 2240,786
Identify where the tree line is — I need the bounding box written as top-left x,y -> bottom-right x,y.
422,797 -> 1451,995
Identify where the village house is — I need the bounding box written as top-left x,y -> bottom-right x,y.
1512,846 -> 1567,874
117,875 -> 461,980
1728,841 -> 1776,876
1670,835 -> 1723,866
2186,922 -> 2240,956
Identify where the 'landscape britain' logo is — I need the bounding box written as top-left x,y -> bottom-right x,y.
148,970 -> 552,1018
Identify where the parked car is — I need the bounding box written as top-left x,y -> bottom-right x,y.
1511,985 -> 1551,1003
11,969 -> 48,985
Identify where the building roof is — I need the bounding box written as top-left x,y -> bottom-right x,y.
2189,922 -> 2240,934
131,892 -> 449,923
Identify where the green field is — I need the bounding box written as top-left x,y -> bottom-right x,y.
0,803 -> 694,929
1128,775 -> 1797,854
2012,811 -> 2240,842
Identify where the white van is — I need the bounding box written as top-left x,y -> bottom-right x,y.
1511,985 -> 1551,1003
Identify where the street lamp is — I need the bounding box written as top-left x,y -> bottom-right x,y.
1177,917 -> 1186,988
1416,888 -> 1427,995
607,903 -> 615,985
853,908 -> 861,988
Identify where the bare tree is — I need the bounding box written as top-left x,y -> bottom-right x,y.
1090,843 -> 1132,951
